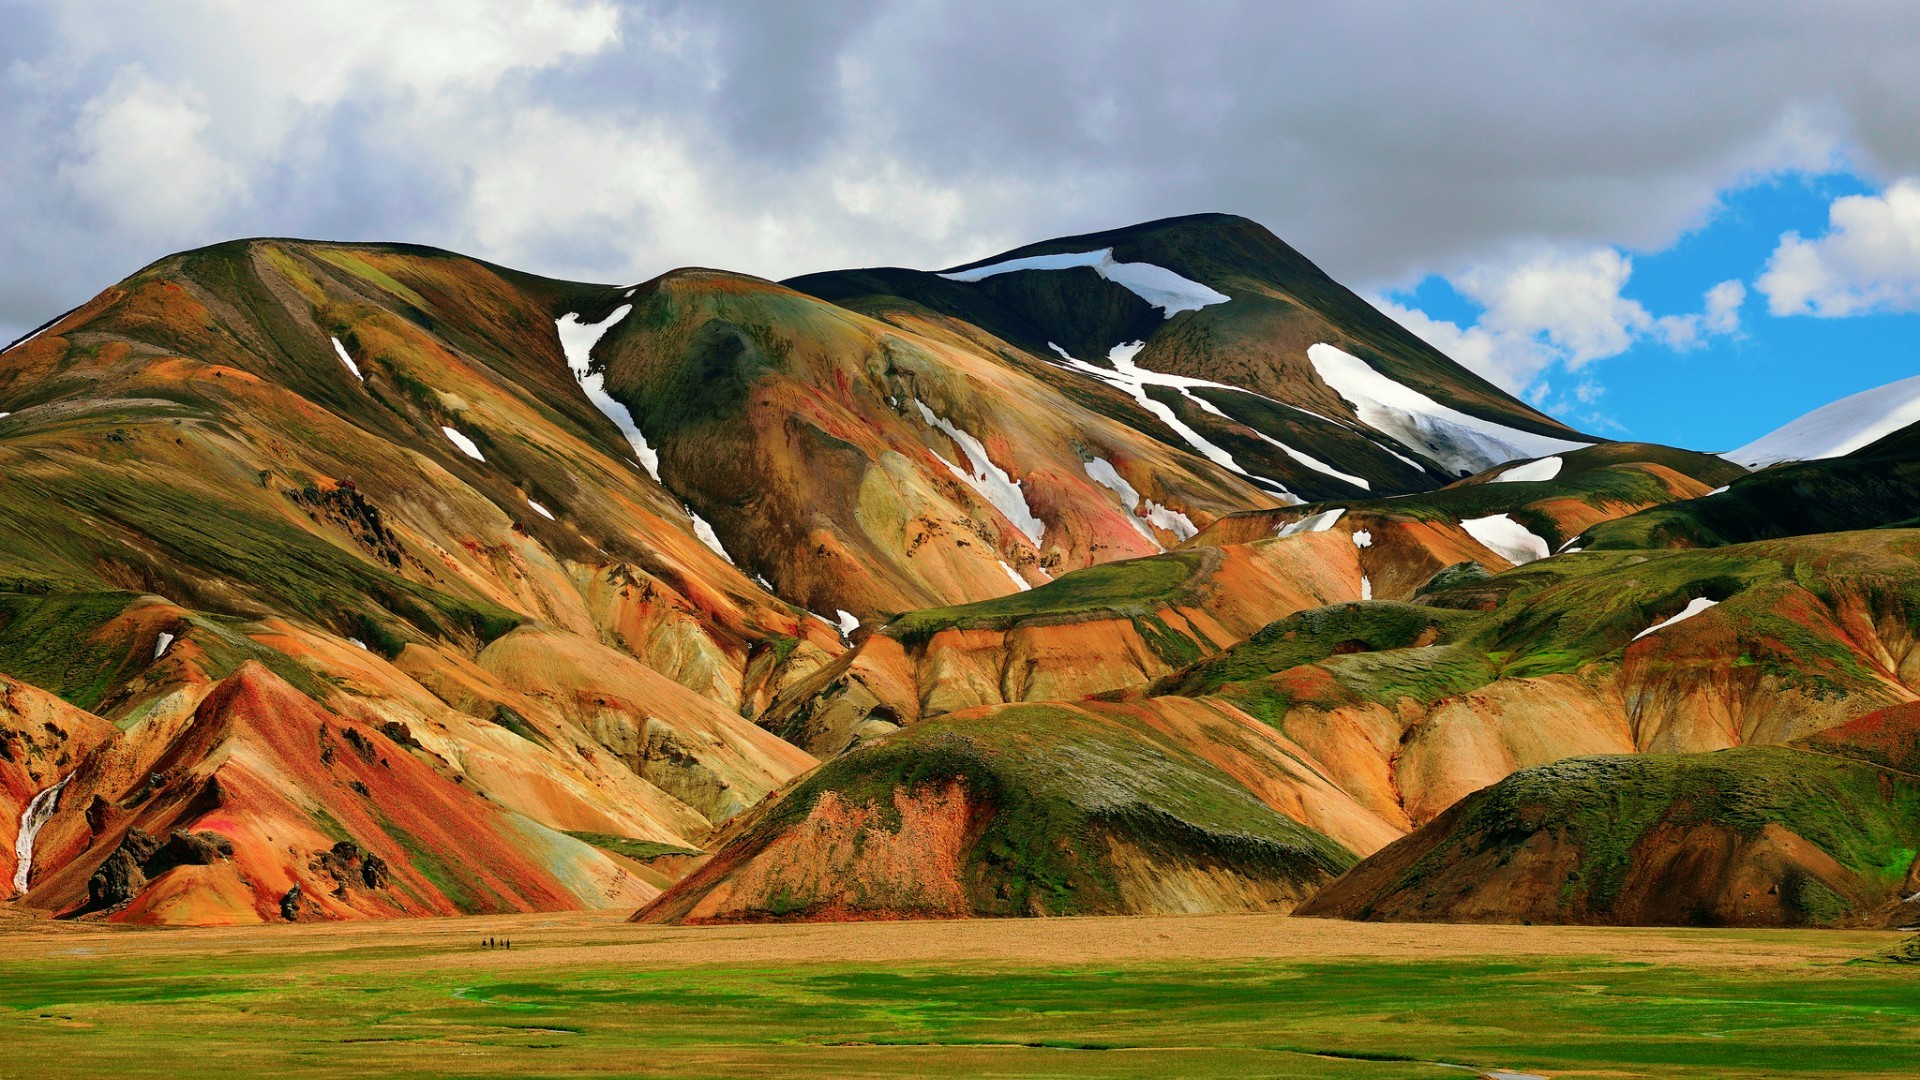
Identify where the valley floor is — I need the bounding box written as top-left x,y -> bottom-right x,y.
0,909 -> 1912,1078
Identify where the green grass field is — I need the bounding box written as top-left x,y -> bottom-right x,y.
0,913 -> 1914,1078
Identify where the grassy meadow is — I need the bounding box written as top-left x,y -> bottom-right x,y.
0,911 -> 1913,1078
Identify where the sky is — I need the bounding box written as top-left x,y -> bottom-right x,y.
4,1 -> 1920,451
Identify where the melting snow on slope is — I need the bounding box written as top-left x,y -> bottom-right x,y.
1361,575 -> 1373,601
1705,485 -> 1730,496
441,426 -> 485,461
998,560 -> 1032,592
1493,456 -> 1563,483
1632,597 -> 1720,641
1245,428 -> 1371,490
1352,530 -> 1372,548
1307,343 -> 1588,475
686,506 -> 734,564
938,247 -> 1230,316
1277,508 -> 1345,538
13,775 -> 70,894
914,400 -> 1046,544
1143,502 -> 1198,541
557,305 -> 664,482
1050,344 -> 1298,500
1083,457 -> 1163,548
1725,372 -> 1920,468
835,610 -> 861,637
331,337 -> 364,381
526,497 -> 555,521
1460,513 -> 1550,565
153,631 -> 175,659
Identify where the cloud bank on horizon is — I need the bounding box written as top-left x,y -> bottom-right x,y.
4,0 -> 1920,447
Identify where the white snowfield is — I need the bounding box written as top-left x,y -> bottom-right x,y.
938,248 -> 1230,317
1361,574 -> 1373,601
1492,456 -> 1563,483
557,305 -> 664,482
526,497 -> 555,521
685,505 -> 734,564
1632,597 -> 1720,641
1307,343 -> 1589,476
1725,372 -> 1920,468
834,609 -> 861,637
1050,343 -> 1300,501
997,560 -> 1032,592
1460,513 -> 1550,565
915,400 -> 1046,545
153,631 -> 175,660
1352,530 -> 1373,548
441,425 -> 484,461
1277,507 -> 1344,538
331,337 -> 364,381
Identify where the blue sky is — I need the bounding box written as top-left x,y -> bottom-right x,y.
1382,172 -> 1919,451
6,3 -> 1920,456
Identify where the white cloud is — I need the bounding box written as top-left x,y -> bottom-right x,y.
1703,279 -> 1746,334
1368,296 -> 1551,394
1375,248 -> 1741,397
1757,180 -> 1920,316
1455,248 -> 1651,366
59,68 -> 240,237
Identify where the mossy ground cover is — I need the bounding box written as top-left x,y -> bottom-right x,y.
0,915 -> 1914,1078
1392,747 -> 1920,920
748,703 -> 1355,917
884,550 -> 1205,644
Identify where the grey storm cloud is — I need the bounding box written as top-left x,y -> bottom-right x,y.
5,0 -> 1920,345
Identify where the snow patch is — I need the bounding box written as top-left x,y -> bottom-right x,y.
1632,597 -> 1720,641
1277,508 -> 1345,538
441,426 -> 484,461
348,637 -> 369,650
1083,457 -> 1163,549
1727,372 -> 1920,468
1307,343 -> 1589,475
835,609 -> 861,637
526,497 -> 555,521
330,336 -> 364,381
1049,343 -> 1296,499
914,400 -> 1045,544
939,248 -> 1229,316
1361,575 -> 1373,601
1143,501 -> 1198,541
153,632 -> 174,660
686,505 -> 734,564
1493,456 -> 1563,483
1705,485 -> 1730,496
1352,530 -> 1373,548
997,560 -> 1032,592
13,775 -> 71,894
557,305 -> 663,482
1247,429 -> 1371,490
1460,513 -> 1550,566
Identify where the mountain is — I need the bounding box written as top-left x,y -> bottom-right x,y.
1726,371 -> 1920,468
3,212 -> 1916,929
